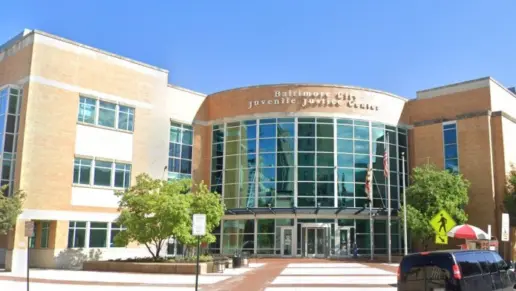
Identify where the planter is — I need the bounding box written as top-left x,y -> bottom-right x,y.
83,261 -> 212,274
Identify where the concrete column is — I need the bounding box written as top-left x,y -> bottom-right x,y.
5,219 -> 29,274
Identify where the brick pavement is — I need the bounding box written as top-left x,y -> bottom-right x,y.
0,258 -> 399,290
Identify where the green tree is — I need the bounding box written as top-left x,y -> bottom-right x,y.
503,166 -> 516,217
0,188 -> 26,235
114,174 -> 191,260
114,174 -> 225,260
175,182 -> 225,256
400,164 -> 470,250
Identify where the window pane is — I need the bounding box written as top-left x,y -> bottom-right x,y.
181,145 -> 192,159
180,160 -> 191,174
298,167 -> 315,181
317,124 -> 333,137
78,97 -> 96,124
118,106 -> 135,131
182,130 -> 193,145
355,154 -> 369,168
337,168 -> 353,183
259,153 -> 276,167
277,152 -> 294,167
298,182 -> 315,196
89,229 -> 107,248
372,127 -> 384,142
337,139 -> 353,153
317,153 -> 333,166
337,154 -> 353,167
298,153 -> 315,166
169,143 -> 181,157
337,125 -> 353,138
242,124 -> 256,139
444,144 -> 458,159
277,137 -> 294,152
298,138 -> 315,151
317,182 -> 334,196
277,123 -> 294,137
98,101 -> 116,128
94,161 -> 112,186
354,126 -> 369,140
259,124 -> 276,138
445,159 -> 459,173
277,167 -> 294,181
317,168 -> 334,181
298,123 -> 315,137
355,141 -> 369,154
317,139 -> 334,152
259,138 -> 276,152
170,127 -> 181,143
338,183 -> 354,197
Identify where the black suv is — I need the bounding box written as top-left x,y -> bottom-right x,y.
397,250 -> 516,291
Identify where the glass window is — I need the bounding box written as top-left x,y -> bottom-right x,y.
444,129 -> 457,144
40,221 -> 50,248
94,161 -> 112,187
445,159 -> 459,173
337,125 -> 353,138
338,183 -> 354,196
257,219 -> 275,233
277,152 -> 294,167
277,137 -> 294,152
298,153 -> 315,166
67,221 -> 86,248
98,101 -> 116,128
170,127 -> 182,143
445,144 -> 458,159
89,222 -> 108,248
118,105 -> 135,131
317,124 -> 333,137
259,138 -> 276,153
242,124 -> 256,139
298,167 -> 315,181
317,153 -> 334,166
354,141 -> 369,154
298,123 -> 315,137
372,127 -> 384,142
259,153 -> 276,167
298,138 -> 315,151
317,139 -> 334,152
78,97 -> 96,124
114,163 -> 131,188
110,223 -> 126,247
277,123 -> 295,137
298,182 -> 315,196
317,182 -> 334,196
259,124 -> 276,138
277,167 -> 294,181
317,168 -> 334,181
169,123 -> 194,178
73,158 -> 92,185
337,154 -> 353,167
337,168 -> 353,183
354,126 -> 369,140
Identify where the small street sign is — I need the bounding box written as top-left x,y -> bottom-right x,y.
501,213 -> 510,242
435,234 -> 448,245
24,221 -> 34,238
192,214 -> 206,236
430,209 -> 457,236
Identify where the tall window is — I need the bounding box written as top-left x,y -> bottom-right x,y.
443,122 -> 459,173
73,158 -> 131,188
110,223 -> 126,247
77,97 -> 135,132
67,221 -> 87,248
40,221 -> 50,248
168,122 -> 193,179
89,222 -> 108,248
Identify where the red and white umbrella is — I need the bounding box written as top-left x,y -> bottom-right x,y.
447,224 -> 490,240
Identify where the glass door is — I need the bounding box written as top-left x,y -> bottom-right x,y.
281,227 -> 294,256
336,227 -> 353,257
316,228 -> 325,256
306,228 -> 316,256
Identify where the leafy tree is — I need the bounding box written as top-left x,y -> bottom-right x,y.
400,164 -> 470,250
175,182 -> 225,256
114,174 -> 225,260
503,167 -> 516,217
114,174 -> 191,259
0,188 -> 26,235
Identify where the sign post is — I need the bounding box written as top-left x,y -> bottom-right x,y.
192,214 -> 206,291
24,221 -> 34,291
502,213 -> 509,259
430,210 -> 456,245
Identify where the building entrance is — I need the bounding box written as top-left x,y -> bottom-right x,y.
300,223 -> 331,257
336,226 -> 354,256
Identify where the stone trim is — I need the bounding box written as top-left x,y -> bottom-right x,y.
413,110 -> 516,127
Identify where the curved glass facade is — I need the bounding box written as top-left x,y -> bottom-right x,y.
211,117 -> 408,209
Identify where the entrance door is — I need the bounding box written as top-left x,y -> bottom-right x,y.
280,227 -> 294,256
304,228 -> 327,257
336,227 -> 353,257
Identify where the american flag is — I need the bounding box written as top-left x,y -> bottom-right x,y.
365,167 -> 373,201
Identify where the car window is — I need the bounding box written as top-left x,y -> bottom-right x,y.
475,252 -> 490,274
400,253 -> 453,280
455,253 -> 483,277
483,252 -> 499,273
492,252 -> 507,271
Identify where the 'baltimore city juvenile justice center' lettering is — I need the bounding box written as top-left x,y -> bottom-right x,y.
247,90 -> 379,111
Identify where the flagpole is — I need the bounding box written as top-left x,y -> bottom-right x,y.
402,152 -> 408,256
370,171 -> 373,261
387,134 -> 392,264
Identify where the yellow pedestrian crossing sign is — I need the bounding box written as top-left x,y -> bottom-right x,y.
430,209 -> 456,236
435,234 -> 448,245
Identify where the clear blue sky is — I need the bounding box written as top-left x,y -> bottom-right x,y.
1,0 -> 515,98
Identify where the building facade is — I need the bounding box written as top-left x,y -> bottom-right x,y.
1,29 -> 515,271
